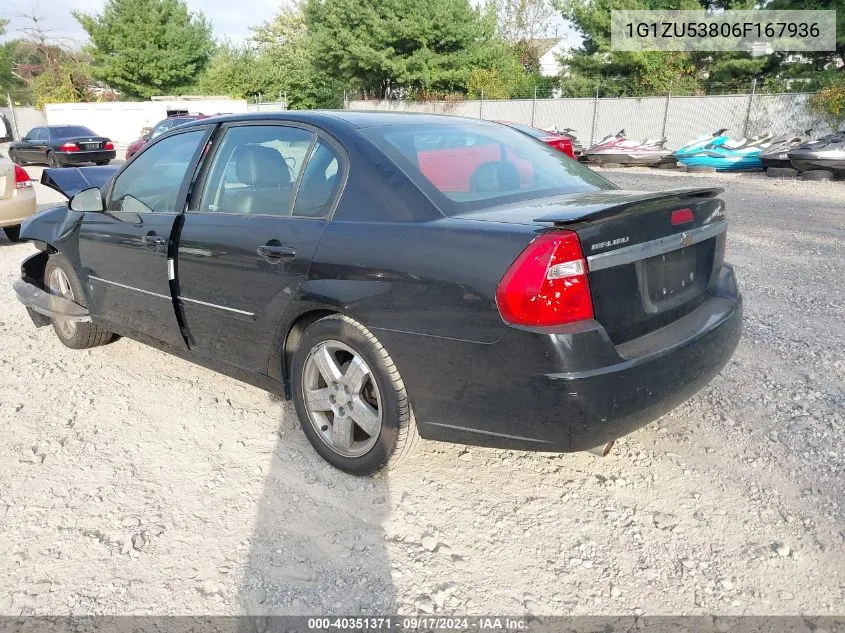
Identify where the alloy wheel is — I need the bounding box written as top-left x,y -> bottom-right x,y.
301,339 -> 382,458
48,267 -> 77,339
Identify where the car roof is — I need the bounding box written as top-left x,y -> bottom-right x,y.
179,110 -> 501,130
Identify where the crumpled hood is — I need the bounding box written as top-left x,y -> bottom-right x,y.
40,166 -> 120,199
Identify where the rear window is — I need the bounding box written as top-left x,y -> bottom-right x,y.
363,123 -> 612,214
50,126 -> 96,138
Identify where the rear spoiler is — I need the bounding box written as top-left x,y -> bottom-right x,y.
41,166 -> 120,199
533,188 -> 723,225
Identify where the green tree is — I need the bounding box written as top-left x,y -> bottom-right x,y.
74,0 -> 215,99
808,79 -> 845,131
250,5 -> 342,108
304,0 -> 511,98
553,0 -> 788,96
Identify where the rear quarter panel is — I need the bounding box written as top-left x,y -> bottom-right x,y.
306,218 -> 538,344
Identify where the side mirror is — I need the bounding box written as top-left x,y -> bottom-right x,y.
69,187 -> 105,213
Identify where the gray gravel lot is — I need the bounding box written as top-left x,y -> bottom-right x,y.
0,166 -> 843,616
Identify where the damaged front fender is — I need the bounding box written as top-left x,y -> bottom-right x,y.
19,204 -> 83,247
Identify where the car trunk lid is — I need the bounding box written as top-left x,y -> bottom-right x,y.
457,188 -> 727,344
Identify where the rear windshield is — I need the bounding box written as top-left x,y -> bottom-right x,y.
362,123 -> 613,214
50,126 -> 96,138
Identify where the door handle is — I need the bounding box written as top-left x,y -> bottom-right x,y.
142,233 -> 167,250
256,244 -> 296,263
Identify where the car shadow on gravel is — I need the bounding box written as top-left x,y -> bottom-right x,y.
238,396 -> 396,623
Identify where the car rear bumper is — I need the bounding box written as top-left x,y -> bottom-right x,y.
55,150 -> 116,165
0,186 -> 37,227
375,264 -> 742,452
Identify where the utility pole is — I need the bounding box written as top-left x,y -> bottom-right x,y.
479,90 -> 484,119
6,93 -> 20,141
590,85 -> 600,147
743,78 -> 757,138
530,86 -> 537,126
661,90 -> 671,141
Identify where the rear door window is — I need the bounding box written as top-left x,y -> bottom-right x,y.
292,140 -> 342,219
195,124 -> 314,216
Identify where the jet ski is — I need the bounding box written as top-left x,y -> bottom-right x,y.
545,126 -> 584,157
583,129 -> 673,166
759,130 -> 813,169
788,131 -> 845,173
674,129 -> 730,159
675,132 -> 773,171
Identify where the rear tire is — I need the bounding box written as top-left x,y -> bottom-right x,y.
44,253 -> 114,349
95,160 -> 110,166
47,152 -> 61,168
291,314 -> 419,475
3,225 -> 24,242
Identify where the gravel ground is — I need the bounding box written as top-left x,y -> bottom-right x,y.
0,166 -> 843,616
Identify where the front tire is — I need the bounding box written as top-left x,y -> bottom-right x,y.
291,314 -> 419,475
44,253 -> 114,349
3,225 -> 24,242
9,150 -> 25,165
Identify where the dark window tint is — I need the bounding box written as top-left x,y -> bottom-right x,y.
197,125 -> 313,216
363,123 -> 613,213
292,140 -> 341,219
108,130 -> 205,213
30,128 -> 46,141
50,126 -> 96,138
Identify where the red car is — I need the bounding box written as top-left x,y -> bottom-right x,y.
125,114 -> 209,160
496,121 -> 575,159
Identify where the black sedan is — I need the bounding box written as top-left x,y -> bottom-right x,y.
9,125 -> 116,168
13,112 -> 742,474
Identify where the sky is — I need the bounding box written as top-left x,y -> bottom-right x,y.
0,0 -> 283,46
1,0 -> 572,48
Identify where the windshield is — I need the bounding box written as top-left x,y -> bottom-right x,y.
50,126 -> 97,138
363,123 -> 613,214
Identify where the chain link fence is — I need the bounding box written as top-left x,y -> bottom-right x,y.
346,88 -> 826,151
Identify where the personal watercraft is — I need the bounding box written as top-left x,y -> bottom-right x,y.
675,132 -> 773,171
759,130 -> 813,169
583,130 -> 673,166
674,129 -> 730,159
545,126 -> 584,157
788,132 -> 845,174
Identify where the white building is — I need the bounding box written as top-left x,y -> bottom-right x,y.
536,37 -> 572,77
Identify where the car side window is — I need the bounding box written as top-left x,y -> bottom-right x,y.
292,140 -> 342,219
150,120 -> 172,139
31,128 -> 45,141
107,130 -> 206,214
195,125 -> 314,216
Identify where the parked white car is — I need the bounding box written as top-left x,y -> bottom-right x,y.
0,153 -> 36,241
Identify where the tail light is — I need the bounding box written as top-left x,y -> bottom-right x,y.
543,137 -> 575,159
59,143 -> 79,152
496,230 -> 594,327
104,141 -> 115,150
14,164 -> 32,189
